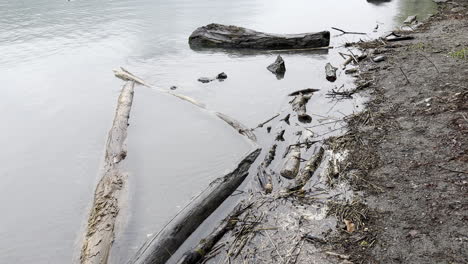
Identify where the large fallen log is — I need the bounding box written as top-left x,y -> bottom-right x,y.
129,148 -> 261,264
189,23 -> 330,50
176,202 -> 252,264
80,81 -> 135,264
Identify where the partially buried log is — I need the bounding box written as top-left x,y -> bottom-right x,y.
325,63 -> 338,82
267,55 -> 286,79
280,145 -> 301,179
80,81 -> 135,264
189,23 -> 330,50
289,147 -> 325,191
291,93 -> 312,123
176,202 -> 252,264
129,148 -> 261,264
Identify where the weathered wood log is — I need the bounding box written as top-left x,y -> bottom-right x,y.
189,24 -> 330,50
80,81 -> 135,264
215,112 -> 257,142
325,63 -> 338,82
176,202 -> 250,264
403,15 -> 417,24
385,36 -> 415,42
288,88 -> 320,96
263,144 -> 277,168
280,145 -> 301,179
129,148 -> 261,264
289,147 -> 325,191
267,55 -> 286,77
291,94 -> 312,123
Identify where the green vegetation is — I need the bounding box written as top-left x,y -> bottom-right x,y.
449,48 -> 467,60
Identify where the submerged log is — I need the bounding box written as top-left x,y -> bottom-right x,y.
176,202 -> 250,264
325,63 -> 338,82
80,81 -> 135,264
189,23 -> 330,50
267,55 -> 286,78
215,112 -> 257,142
263,144 -> 277,168
289,147 -> 325,190
280,145 -> 301,179
291,93 -> 312,123
129,148 -> 261,264
288,88 -> 320,97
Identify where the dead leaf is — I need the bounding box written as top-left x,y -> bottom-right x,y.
344,219 -> 355,233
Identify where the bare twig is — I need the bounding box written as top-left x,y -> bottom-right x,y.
399,67 -> 411,85
332,27 -> 367,35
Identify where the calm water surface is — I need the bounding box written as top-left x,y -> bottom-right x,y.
0,0 -> 435,263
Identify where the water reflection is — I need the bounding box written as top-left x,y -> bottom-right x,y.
0,0 -> 436,263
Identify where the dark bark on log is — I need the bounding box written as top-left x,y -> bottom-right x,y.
189,24 -> 330,50
385,36 -> 415,42
267,55 -> 286,78
263,144 -> 277,168
325,63 -> 338,82
281,114 -> 290,125
275,130 -> 285,142
129,148 -> 261,264
288,147 -> 325,191
80,81 -> 135,264
280,145 -> 301,179
288,88 -> 320,96
176,203 -> 251,264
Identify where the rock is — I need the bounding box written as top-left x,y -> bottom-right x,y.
198,77 -> 212,83
216,72 -> 227,80
170,86 -> 177,90
373,55 -> 386,62
267,55 -> 286,78
404,15 -> 417,24
189,23 -> 330,50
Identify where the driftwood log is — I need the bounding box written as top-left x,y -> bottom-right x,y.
129,148 -> 261,264
291,93 -> 312,122
176,202 -> 251,264
80,81 -> 135,264
189,23 -> 330,50
325,63 -> 338,82
280,145 -> 301,179
289,147 -> 325,190
215,112 -> 257,142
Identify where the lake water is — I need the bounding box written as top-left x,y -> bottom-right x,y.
0,0 -> 435,263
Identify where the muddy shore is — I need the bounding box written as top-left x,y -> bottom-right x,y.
328,1 -> 468,263
172,1 -> 467,263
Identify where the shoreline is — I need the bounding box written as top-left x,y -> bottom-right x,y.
170,1 -> 467,263
322,1 -> 468,263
